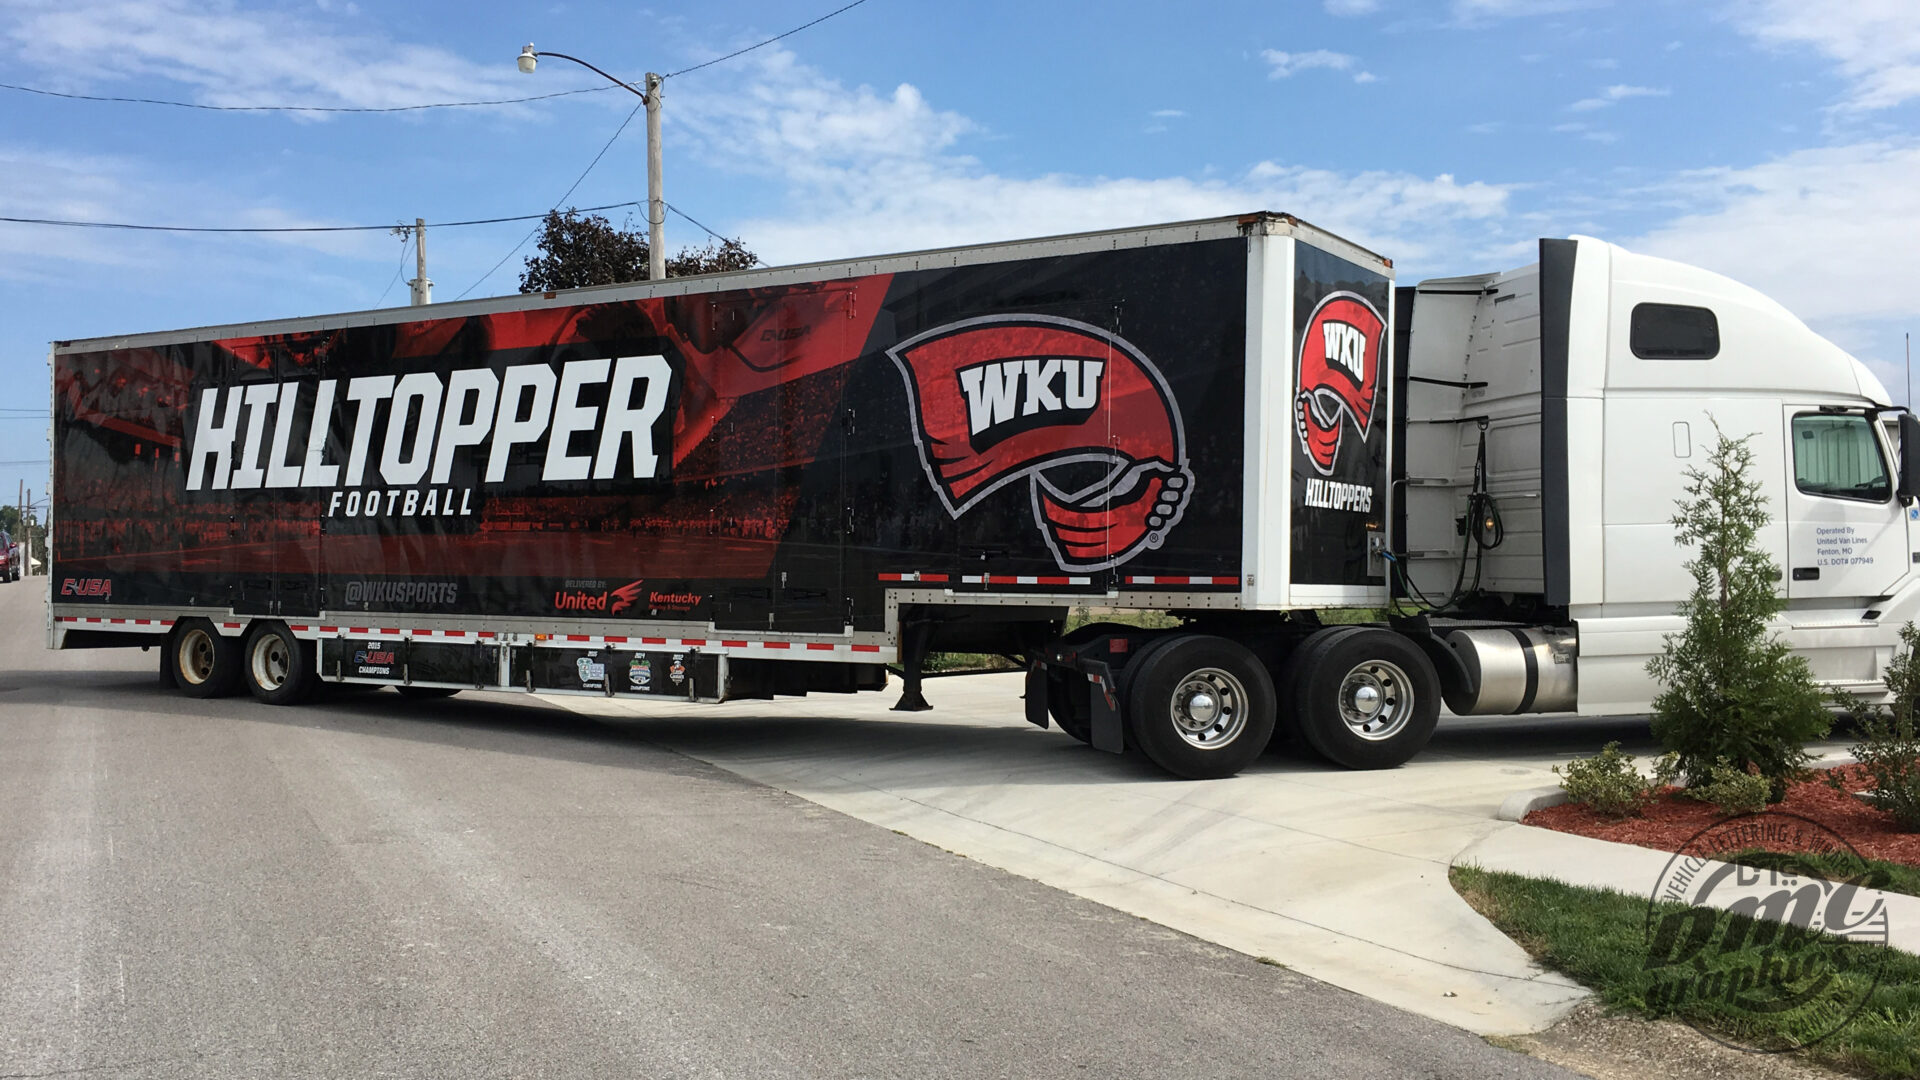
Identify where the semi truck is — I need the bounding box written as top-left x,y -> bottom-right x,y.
46,212 -> 1920,779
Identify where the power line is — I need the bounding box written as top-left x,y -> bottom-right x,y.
374,231 -> 414,307
456,98 -> 647,300
0,79 -> 614,113
662,0 -> 872,79
0,201 -> 639,234
0,0 -> 875,117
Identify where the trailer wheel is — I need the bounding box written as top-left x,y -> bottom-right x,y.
242,622 -> 315,705
396,686 -> 459,700
1124,634 -> 1275,779
1290,628 -> 1439,770
170,619 -> 241,698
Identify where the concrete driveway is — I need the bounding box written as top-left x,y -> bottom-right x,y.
552,672 -> 1849,1036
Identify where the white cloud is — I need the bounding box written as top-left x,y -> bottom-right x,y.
1324,0 -> 1381,15
1627,140 -> 1920,374
1451,0 -> 1604,22
667,50 -> 1511,272
1150,109 -> 1188,118
1261,49 -> 1375,83
2,0 -> 531,111
1569,84 -> 1668,110
1730,0 -> 1920,111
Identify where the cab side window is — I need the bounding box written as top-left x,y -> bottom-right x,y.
1792,413 -> 1891,502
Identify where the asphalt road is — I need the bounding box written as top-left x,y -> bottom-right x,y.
2,583 -> 1578,1079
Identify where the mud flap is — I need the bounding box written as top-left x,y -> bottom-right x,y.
1088,665 -> 1125,754
1024,662 -> 1050,729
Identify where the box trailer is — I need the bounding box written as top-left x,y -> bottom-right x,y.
47,213 -> 1920,779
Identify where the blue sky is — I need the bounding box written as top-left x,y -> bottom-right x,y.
3,0 -> 1917,514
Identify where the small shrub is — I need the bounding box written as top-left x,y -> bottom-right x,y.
1686,758 -> 1770,816
1829,622 -> 1920,832
1651,751 -> 1683,790
1555,742 -> 1655,818
1646,423 -> 1829,800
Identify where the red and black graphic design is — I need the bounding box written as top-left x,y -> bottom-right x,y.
888,315 -> 1194,572
1294,291 -> 1384,476
54,238 -> 1248,624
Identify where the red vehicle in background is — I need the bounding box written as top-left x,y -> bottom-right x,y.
0,530 -> 16,582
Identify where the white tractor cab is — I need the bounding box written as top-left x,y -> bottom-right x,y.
1399,235 -> 1919,717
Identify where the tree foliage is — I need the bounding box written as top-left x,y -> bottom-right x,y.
1646,421 -> 1829,798
518,208 -> 757,293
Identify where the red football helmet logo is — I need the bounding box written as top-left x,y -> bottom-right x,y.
1295,292 -> 1384,475
889,315 -> 1193,572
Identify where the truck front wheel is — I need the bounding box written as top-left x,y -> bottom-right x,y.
171,620 -> 241,698
242,622 -> 315,705
1124,635 -> 1276,779
1290,628 -> 1439,770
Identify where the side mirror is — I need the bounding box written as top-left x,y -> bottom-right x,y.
1900,412 -> 1920,504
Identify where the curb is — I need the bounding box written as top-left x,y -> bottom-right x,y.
1496,786 -> 1567,822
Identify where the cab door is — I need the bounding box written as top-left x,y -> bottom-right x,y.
1782,408 -> 1909,599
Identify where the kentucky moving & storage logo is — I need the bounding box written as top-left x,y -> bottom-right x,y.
889,315 -> 1194,573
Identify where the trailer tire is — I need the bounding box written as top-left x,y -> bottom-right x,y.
170,619 -> 242,698
1124,634 -> 1275,780
1290,628 -> 1439,770
396,686 -> 460,700
243,622 -> 315,705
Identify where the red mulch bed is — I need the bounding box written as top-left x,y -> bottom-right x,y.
1525,764 -> 1920,866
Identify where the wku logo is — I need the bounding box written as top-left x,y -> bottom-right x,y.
889,315 -> 1193,572
1294,292 -> 1384,476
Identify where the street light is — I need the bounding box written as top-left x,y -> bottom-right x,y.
518,44 -> 665,282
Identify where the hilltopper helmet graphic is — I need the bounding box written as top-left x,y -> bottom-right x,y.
1295,291 -> 1385,476
889,314 -> 1194,573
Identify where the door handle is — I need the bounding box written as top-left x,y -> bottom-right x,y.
1791,567 -> 1820,581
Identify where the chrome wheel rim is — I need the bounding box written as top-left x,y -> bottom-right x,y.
1338,659 -> 1412,741
249,634 -> 289,690
179,629 -> 217,686
1167,668 -> 1249,750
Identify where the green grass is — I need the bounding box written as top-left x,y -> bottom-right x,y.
1715,848 -> 1920,902
1452,865 -> 1920,1077
1063,607 -> 1184,633
1317,607 -> 1389,625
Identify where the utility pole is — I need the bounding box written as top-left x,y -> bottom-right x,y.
408,217 -> 432,305
645,73 -> 665,282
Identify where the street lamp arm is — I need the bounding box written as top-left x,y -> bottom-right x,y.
521,48 -> 649,102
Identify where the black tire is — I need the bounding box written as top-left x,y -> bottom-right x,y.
1265,627 -> 1363,754
242,622 -> 315,705
1288,627 -> 1440,770
395,686 -> 460,700
170,619 -> 242,698
1124,634 -> 1276,780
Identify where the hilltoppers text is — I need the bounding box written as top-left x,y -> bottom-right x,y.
183,356 -> 672,517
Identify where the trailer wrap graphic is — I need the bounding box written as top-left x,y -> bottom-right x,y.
889,315 -> 1195,572
1290,246 -> 1392,587
53,240 -> 1248,626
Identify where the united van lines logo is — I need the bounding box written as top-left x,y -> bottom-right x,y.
1295,292 -> 1385,476
553,580 -> 645,615
889,315 -> 1193,572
